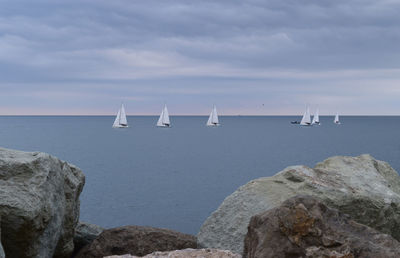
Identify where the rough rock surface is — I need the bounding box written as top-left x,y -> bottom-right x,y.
73,221 -> 104,255
244,195 -> 400,258
105,248 -> 241,258
75,225 -> 197,258
0,147 -> 85,258
198,154 -> 400,254
0,217 -> 4,258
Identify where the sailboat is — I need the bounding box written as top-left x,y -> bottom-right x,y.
334,113 -> 341,124
207,105 -> 220,126
300,106 -> 312,126
312,108 -> 320,125
157,105 -> 171,127
112,104 -> 128,128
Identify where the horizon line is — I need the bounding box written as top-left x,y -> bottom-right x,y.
0,114 -> 399,117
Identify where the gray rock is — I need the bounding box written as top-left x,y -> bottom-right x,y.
73,221 -> 104,254
0,217 -> 4,258
105,248 -> 242,258
0,147 -> 85,258
198,154 -> 400,254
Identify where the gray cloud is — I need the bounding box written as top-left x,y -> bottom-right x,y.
0,0 -> 399,114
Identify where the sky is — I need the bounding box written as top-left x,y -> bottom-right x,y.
0,0 -> 400,115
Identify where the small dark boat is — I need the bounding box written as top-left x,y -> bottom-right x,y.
291,121 -> 300,124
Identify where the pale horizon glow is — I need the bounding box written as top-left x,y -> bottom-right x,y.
1,0 -> 400,115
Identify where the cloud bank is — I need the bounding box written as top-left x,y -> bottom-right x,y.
0,0 -> 399,115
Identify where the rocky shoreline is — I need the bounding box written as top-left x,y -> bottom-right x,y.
1,147 -> 400,257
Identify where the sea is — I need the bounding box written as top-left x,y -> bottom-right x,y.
0,116 -> 399,235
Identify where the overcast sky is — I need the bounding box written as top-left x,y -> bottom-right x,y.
0,0 -> 400,115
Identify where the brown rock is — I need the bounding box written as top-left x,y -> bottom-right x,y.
243,195 -> 400,258
75,225 -> 197,258
105,248 -> 241,257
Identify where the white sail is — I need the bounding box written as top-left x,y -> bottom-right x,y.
207,105 -> 219,126
157,109 -> 164,126
334,113 -> 340,124
162,105 -> 170,125
312,108 -> 320,124
157,105 -> 170,127
300,106 -> 311,125
113,109 -> 121,128
112,104 -> 128,128
119,104 -> 128,126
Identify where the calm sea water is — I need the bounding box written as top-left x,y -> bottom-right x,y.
0,116 -> 399,234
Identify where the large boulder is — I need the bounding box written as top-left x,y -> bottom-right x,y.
73,221 -> 104,255
105,248 -> 241,258
244,195 -> 400,258
198,154 -> 400,254
75,225 -> 197,258
0,148 -> 85,258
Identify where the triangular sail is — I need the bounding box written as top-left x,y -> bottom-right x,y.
119,104 -> 128,125
334,113 -> 340,124
300,106 -> 311,125
312,108 -> 319,124
162,105 -> 170,125
157,105 -> 170,127
157,109 -> 164,126
212,106 -> 219,124
207,111 -> 213,126
207,105 -> 219,126
113,109 -> 121,127
112,104 -> 128,128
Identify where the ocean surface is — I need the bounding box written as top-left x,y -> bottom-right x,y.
0,116 -> 399,235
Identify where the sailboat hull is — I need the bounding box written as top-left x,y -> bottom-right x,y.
112,124 -> 129,128
157,124 -> 171,128
207,123 -> 220,127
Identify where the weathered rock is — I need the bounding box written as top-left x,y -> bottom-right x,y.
75,225 -> 197,258
244,195 -> 400,258
0,147 -> 85,258
0,217 -> 4,258
105,248 -> 241,258
198,154 -> 400,254
73,221 -> 104,255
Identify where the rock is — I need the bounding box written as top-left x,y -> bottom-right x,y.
198,154 -> 400,254
75,225 -> 197,258
105,248 -> 241,258
73,221 -> 104,255
244,195 -> 400,258
0,217 -> 4,258
0,243 -> 3,258
0,147 -> 85,258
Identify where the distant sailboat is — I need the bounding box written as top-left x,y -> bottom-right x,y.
312,108 -> 320,125
334,113 -> 341,124
157,105 -> 171,127
300,106 -> 312,126
207,105 -> 220,126
112,104 -> 128,128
